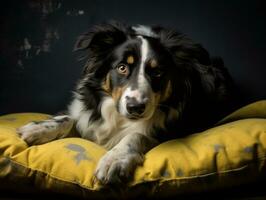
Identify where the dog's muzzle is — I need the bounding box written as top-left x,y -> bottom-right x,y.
126,96 -> 147,117
119,87 -> 154,120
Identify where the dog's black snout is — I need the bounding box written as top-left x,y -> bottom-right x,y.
126,102 -> 146,115
126,97 -> 146,116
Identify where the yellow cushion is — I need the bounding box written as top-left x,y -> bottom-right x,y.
0,101 -> 266,198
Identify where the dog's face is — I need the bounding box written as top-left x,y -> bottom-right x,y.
102,36 -> 174,120
74,22 -> 212,121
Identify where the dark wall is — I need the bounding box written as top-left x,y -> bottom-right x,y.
0,0 -> 265,115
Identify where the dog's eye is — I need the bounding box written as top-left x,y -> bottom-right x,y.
117,64 -> 129,75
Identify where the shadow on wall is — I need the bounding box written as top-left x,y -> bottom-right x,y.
0,0 -> 265,115
0,0 -> 87,114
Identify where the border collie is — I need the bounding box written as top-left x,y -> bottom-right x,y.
17,21 -> 234,185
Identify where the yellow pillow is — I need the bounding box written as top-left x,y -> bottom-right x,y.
0,101 -> 266,198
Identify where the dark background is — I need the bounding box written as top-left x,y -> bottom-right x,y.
0,0 -> 265,115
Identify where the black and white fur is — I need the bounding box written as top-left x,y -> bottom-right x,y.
17,21 -> 234,185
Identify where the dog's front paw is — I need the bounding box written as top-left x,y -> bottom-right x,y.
17,121 -> 58,145
17,116 -> 73,145
94,148 -> 144,185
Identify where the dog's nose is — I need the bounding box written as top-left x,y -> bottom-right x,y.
126,102 -> 146,116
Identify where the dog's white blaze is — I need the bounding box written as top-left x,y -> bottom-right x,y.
132,25 -> 158,38
119,36 -> 157,118
119,36 -> 149,114
138,36 -> 149,91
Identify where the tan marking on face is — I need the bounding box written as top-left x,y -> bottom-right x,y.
127,55 -> 134,64
102,73 -> 111,93
150,59 -> 158,68
161,81 -> 172,102
112,85 -> 128,103
155,93 -> 162,104
147,81 -> 172,119
168,108 -> 179,120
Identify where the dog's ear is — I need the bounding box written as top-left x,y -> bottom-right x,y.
73,21 -> 127,52
157,28 -> 211,66
73,34 -> 91,51
158,28 -> 233,100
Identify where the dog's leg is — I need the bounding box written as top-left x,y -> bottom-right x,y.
17,115 -> 74,145
94,133 -> 157,185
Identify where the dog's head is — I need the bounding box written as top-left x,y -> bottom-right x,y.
74,22 -> 213,120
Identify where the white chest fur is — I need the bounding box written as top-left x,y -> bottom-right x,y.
68,97 -> 164,150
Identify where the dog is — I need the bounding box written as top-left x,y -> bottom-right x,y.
17,21 -> 234,185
